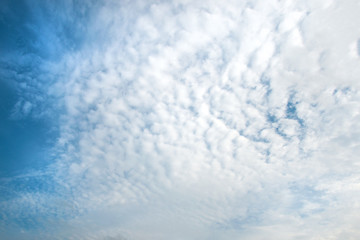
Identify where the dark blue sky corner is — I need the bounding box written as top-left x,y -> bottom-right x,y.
0,0 -> 63,178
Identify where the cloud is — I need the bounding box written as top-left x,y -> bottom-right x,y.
1,0 -> 360,239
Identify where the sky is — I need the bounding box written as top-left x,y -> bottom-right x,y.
1,0 -> 360,239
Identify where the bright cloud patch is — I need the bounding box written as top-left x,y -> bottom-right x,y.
1,0 -> 360,239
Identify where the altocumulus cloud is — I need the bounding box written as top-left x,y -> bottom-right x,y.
1,0 -> 360,239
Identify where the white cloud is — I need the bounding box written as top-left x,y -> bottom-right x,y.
1,0 -> 360,239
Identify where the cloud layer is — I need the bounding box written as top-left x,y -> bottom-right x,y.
1,0 -> 360,239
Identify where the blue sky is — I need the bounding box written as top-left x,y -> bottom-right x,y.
1,0 -> 360,239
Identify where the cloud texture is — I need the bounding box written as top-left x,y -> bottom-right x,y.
1,0 -> 360,239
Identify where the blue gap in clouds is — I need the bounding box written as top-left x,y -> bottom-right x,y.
286,93 -> 305,127
0,80 -> 56,178
0,0 -> 81,178
0,1 -> 80,232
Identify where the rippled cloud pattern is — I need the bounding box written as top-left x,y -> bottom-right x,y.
1,0 -> 360,239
